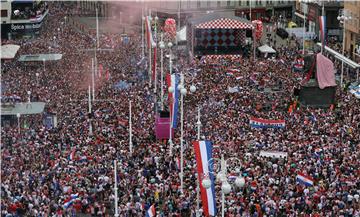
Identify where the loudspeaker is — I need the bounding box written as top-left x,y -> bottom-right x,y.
294,88 -> 300,96
159,111 -> 170,118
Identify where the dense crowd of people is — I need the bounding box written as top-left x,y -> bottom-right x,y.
1,2 -> 359,217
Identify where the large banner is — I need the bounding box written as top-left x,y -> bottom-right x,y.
249,117 -> 285,129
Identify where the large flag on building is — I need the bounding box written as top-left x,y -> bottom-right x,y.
193,141 -> 217,217
166,73 -> 180,129
319,16 -> 326,50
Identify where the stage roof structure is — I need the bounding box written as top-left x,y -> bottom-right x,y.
188,13 -> 254,29
1,44 -> 20,60
18,53 -> 62,62
1,102 -> 46,116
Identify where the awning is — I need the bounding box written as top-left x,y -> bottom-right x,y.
258,44 -> 276,54
18,53 -> 62,62
189,13 -> 254,29
1,102 -> 45,116
1,44 -> 20,60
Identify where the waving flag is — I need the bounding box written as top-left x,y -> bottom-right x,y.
193,141 -> 217,217
296,173 -> 314,186
145,204 -> 156,217
68,150 -> 76,161
145,16 -> 155,49
63,193 -> 79,209
319,16 -> 326,51
166,73 -> 180,128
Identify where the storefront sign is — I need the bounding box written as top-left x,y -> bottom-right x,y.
11,22 -> 42,31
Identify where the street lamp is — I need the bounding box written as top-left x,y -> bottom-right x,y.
159,37 -> 165,110
42,59 -> 46,71
114,160 -> 119,217
202,155 -> 245,217
337,13 -> 352,89
179,74 -> 187,194
35,73 -> 39,85
129,100 -> 133,154
16,113 -> 21,134
27,91 -> 31,103
168,42 -> 174,157
299,0 -> 310,55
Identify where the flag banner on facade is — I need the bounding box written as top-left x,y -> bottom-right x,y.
193,141 -> 217,217
166,73 -> 180,128
249,117 -> 285,128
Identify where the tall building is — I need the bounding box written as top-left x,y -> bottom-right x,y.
344,1 -> 360,61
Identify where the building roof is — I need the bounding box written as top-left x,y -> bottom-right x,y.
1,44 -> 20,60
188,13 -> 254,29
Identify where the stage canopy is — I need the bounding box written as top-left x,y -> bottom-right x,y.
258,44 -> 276,54
187,13 -> 254,56
18,53 -> 63,62
1,44 -> 20,60
188,13 -> 254,29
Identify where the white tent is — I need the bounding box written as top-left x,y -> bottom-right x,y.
258,44 -> 276,54
1,44 -> 20,60
177,26 -> 186,42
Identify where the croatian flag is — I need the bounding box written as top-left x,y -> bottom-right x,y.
63,193 -> 79,209
193,141 -> 217,217
319,16 -> 326,50
68,150 -> 76,161
296,173 -> 314,186
166,73 -> 180,128
145,16 -> 155,49
249,117 -> 286,129
145,204 -> 156,217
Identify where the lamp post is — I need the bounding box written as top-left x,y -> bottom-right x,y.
337,13 -> 351,89
168,42 -> 174,156
299,0 -> 308,55
202,155 -> 245,217
178,73 -> 187,194
114,160 -> 119,217
142,16 -> 145,58
42,59 -> 46,71
35,72 -> 39,86
148,15 -> 153,87
159,36 -> 165,110
129,100 -> 133,154
27,91 -> 31,103
88,85 -> 93,136
154,16 -> 159,94
16,113 -> 21,134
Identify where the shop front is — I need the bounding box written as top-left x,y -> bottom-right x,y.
1,20 -> 44,40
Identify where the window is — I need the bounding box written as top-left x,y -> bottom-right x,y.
227,1 -> 230,6
197,0 -> 201,8
1,10 -> 7,17
217,1 -> 221,7
247,0 -> 249,6
207,1 -> 211,7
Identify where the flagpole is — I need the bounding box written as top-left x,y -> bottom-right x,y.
160,34 -> 164,110
129,100 -> 133,154
154,16 -> 158,94
197,107 -> 201,140
196,106 -> 201,217
141,7 -> 145,58
168,42 -> 173,156
96,7 -> 99,48
148,10 -> 152,87
92,58 -> 95,101
88,85 -> 93,136
321,2 -> 324,54
114,160 -> 119,217
179,72 -> 186,194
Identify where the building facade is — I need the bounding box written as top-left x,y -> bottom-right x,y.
344,1 -> 360,61
0,0 -> 49,40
